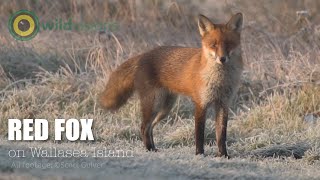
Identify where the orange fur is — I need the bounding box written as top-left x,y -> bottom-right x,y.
100,13 -> 244,157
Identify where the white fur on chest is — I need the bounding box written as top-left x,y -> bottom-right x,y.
199,59 -> 242,106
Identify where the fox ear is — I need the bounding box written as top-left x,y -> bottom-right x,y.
227,13 -> 243,32
198,14 -> 215,37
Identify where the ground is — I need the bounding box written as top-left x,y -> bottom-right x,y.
1,140 -> 320,180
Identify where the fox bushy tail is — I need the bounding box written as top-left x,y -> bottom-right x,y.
99,57 -> 139,110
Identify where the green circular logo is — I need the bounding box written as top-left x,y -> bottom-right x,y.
8,10 -> 39,41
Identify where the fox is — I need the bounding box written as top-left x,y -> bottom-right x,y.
100,13 -> 243,157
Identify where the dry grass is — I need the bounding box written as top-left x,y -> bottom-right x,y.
0,0 -> 320,179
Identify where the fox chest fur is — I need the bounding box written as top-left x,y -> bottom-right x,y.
199,57 -> 243,106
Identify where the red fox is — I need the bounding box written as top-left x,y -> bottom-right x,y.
100,13 -> 243,157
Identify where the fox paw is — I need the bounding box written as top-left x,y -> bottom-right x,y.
146,148 -> 159,152
216,153 -> 230,159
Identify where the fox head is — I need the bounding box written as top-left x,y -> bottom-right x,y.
198,13 -> 243,65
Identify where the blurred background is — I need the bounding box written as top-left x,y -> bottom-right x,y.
0,0 -> 319,79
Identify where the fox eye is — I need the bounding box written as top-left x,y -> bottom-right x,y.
211,43 -> 217,48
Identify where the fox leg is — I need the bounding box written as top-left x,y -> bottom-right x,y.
214,102 -> 228,157
152,93 -> 176,129
194,104 -> 207,155
140,89 -> 176,151
149,93 -> 176,149
140,91 -> 157,151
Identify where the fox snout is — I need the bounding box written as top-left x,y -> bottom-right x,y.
217,47 -> 229,64
219,56 -> 227,64
208,50 -> 229,64
215,55 -> 229,64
